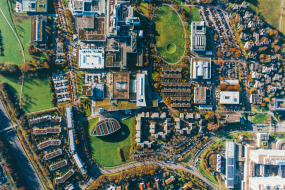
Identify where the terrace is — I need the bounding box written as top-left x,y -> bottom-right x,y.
33,127 -> 61,135
37,139 -> 61,150
77,17 -> 106,41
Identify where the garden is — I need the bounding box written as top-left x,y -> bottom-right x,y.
152,5 -> 185,63
84,117 -> 136,167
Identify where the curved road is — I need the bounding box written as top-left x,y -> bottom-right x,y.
100,161 -> 216,189
0,101 -> 44,190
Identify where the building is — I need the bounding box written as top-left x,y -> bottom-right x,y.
77,16 -> 106,42
250,94 -> 262,105
44,149 -> 62,160
242,148 -> 285,190
165,176 -> 175,185
78,47 -> 105,69
22,0 -> 48,12
194,87 -> 207,104
112,73 -> 130,100
136,73 -> 146,107
90,118 -> 121,136
30,16 -> 47,47
33,127 -> 61,135
66,106 -> 75,153
256,133 -> 269,147
191,21 -> 206,51
37,139 -> 61,150
275,99 -> 285,110
217,154 -> 221,173
72,0 -> 105,15
49,160 -> 68,171
28,115 -> 61,126
225,141 -> 235,189
190,57 -> 211,80
73,153 -> 87,175
55,169 -> 75,184
220,91 -> 240,104
82,85 -> 93,96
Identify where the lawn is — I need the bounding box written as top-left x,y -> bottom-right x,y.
251,113 -> 269,124
9,0 -> 47,62
0,1 -> 22,65
22,73 -> 53,113
183,6 -> 202,22
84,117 -> 136,167
153,5 -> 185,63
246,0 -> 282,32
0,73 -> 22,99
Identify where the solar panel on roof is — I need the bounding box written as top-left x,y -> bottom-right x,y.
227,166 -> 234,178
227,180 -> 234,187
228,158 -> 234,165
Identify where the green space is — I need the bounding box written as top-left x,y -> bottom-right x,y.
0,73 -> 22,99
183,6 -> 202,22
246,0 -> 282,32
0,1 -> 22,65
22,73 -> 53,113
153,5 -> 185,63
251,107 -> 269,124
84,117 -> 136,167
171,10 -> 180,22
8,0 -> 47,62
152,71 -> 159,79
166,43 -> 177,54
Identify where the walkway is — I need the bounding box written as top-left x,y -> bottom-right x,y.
279,0 -> 284,32
0,124 -> 18,133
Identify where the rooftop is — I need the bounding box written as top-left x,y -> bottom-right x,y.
22,0 -> 47,12
78,47 -> 105,69
220,91 -> 240,104
77,17 -> 106,41
112,73 -> 130,99
194,87 -> 207,104
191,57 -> 211,80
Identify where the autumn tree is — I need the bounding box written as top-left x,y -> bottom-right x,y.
220,83 -> 227,90
165,97 -> 171,106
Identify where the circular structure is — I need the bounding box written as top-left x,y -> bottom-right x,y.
166,43 -> 177,54
122,132 -> 125,135
90,118 -> 121,136
152,5 -> 185,63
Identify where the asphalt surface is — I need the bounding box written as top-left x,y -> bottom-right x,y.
0,101 -> 44,190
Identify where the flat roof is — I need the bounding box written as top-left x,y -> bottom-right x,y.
79,47 -> 104,69
136,73 -> 146,107
22,0 -> 47,12
77,17 -> 106,41
194,87 -> 207,104
191,57 -> 211,80
113,73 -> 129,99
82,85 -> 93,96
191,21 -> 206,51
220,91 -> 240,104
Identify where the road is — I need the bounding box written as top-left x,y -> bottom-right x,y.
0,101 -> 44,190
100,161 -> 216,189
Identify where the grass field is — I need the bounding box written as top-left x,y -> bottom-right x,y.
22,73 -> 53,113
246,0 -> 282,32
153,5 -> 185,63
9,0 -> 47,62
167,43 -> 177,53
84,117 -> 135,167
0,73 -> 22,99
251,113 -> 269,124
0,1 -> 22,65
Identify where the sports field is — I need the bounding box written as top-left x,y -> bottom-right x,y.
153,5 -> 185,63
84,117 -> 135,167
22,73 -> 53,113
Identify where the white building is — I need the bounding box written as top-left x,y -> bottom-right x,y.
220,91 -> 240,104
190,57 -> 211,80
136,73 -> 146,107
78,47 -> 105,69
72,0 -> 105,15
191,21 -> 206,51
226,141 -> 235,189
73,153 -> 87,175
242,148 -> 285,190
256,133 -> 269,147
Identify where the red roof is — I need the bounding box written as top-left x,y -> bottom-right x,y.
182,185 -> 189,190
165,176 -> 175,185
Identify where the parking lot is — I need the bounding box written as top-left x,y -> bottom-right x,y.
200,7 -> 243,60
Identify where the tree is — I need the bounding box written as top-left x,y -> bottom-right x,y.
44,62 -> 50,69
165,97 -> 171,106
247,75 -> 252,81
220,83 -> 227,90
233,84 -> 240,90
